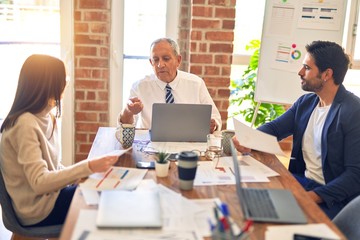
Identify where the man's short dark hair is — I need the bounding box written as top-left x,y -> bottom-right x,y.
305,41 -> 350,85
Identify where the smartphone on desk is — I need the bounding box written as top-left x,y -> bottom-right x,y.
136,161 -> 155,169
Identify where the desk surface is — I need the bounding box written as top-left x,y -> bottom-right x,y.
60,127 -> 345,240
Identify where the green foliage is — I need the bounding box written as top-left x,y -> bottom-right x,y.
156,151 -> 169,164
230,40 -> 285,127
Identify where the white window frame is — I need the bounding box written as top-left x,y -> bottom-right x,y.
60,0 -> 74,166
109,0 -> 180,126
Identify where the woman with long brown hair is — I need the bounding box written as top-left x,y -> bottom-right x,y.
0,54 -> 118,227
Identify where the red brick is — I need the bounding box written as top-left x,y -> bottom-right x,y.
215,7 -> 235,18
78,102 -> 108,111
75,68 -> 92,78
79,0 -> 109,9
84,12 -> 109,22
75,90 -> 85,100
87,91 -> 96,100
75,154 -> 89,163
192,6 -> 213,17
98,91 -> 108,101
206,31 -> 233,41
90,23 -> 109,33
74,22 -> 89,33
192,19 -> 221,29
99,113 -> 108,122
190,66 -> 203,75
75,122 -> 100,132
75,80 -> 105,90
190,54 -> 213,64
79,58 -> 109,68
79,143 -> 92,153
209,43 -> 233,53
76,112 -> 97,121
215,55 -> 232,64
205,66 -> 220,75
75,133 -> 88,142
75,46 -> 97,56
75,34 -> 103,45
222,20 -> 235,29
191,31 -> 202,40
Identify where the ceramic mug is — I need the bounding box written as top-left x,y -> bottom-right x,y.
115,124 -> 135,149
221,130 -> 235,156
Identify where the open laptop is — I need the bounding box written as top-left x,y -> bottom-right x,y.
150,103 -> 211,142
96,190 -> 162,228
230,141 -> 307,223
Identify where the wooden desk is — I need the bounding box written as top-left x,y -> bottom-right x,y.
60,127 -> 345,240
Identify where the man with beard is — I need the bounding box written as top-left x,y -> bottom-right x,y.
233,40 -> 360,219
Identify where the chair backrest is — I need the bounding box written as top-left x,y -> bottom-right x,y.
333,195 -> 360,240
0,169 -> 62,238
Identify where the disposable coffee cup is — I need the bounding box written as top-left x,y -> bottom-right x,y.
177,151 -> 198,190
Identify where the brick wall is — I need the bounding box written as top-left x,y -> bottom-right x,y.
74,0 -> 111,162
179,0 -> 235,130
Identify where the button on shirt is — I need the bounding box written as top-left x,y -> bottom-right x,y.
127,70 -> 222,129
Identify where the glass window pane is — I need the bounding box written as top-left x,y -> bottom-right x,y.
124,0 -> 167,56
233,1 -> 265,55
122,59 -> 153,101
0,1 -> 60,119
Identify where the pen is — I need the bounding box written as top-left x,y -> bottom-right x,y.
120,169 -> 129,179
220,203 -> 231,232
96,167 -> 113,188
238,219 -> 253,238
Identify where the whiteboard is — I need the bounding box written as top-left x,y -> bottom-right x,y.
255,0 -> 348,105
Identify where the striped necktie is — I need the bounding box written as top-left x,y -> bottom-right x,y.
165,84 -> 174,104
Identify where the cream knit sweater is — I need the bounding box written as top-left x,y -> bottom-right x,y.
0,111 -> 92,225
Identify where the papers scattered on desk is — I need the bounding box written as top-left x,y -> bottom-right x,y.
233,117 -> 286,156
146,141 -> 207,154
79,167 -> 147,191
72,181 -> 227,239
265,223 -> 340,240
193,155 -> 279,186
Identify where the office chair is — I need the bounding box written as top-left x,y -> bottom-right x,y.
0,169 -> 62,238
333,195 -> 360,240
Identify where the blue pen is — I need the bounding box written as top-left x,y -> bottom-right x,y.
120,169 -> 129,179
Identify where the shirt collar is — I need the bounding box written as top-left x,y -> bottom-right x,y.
155,70 -> 180,90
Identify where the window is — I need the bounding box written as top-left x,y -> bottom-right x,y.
109,0 -> 179,124
0,0 -> 60,119
0,0 -> 73,165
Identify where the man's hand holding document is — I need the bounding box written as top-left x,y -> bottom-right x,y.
233,118 -> 286,156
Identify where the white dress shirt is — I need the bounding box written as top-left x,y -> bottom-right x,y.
125,70 -> 222,129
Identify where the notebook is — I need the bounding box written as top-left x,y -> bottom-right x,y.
96,190 -> 162,228
230,141 -> 307,223
150,103 -> 212,142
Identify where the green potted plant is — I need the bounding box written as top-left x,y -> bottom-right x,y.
155,151 -> 170,177
230,40 -> 285,127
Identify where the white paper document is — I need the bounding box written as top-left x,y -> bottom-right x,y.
146,141 -> 207,154
71,184 -> 224,239
79,167 -> 147,190
233,118 -> 286,156
265,223 -> 340,240
194,155 -> 278,185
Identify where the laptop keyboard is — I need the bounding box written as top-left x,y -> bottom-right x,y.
243,189 -> 279,219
